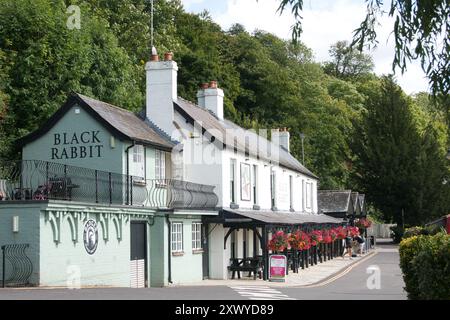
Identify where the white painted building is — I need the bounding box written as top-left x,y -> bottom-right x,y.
145,50 -> 339,280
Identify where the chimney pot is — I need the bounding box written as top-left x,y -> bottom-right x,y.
201,82 -> 209,89
209,80 -> 218,89
150,46 -> 159,61
164,52 -> 173,61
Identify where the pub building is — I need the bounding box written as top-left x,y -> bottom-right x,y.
0,48 -> 345,288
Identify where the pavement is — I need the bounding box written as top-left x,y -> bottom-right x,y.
182,250 -> 376,288
0,239 -> 406,300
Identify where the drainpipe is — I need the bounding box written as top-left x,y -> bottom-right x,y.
125,142 -> 136,205
166,214 -> 173,284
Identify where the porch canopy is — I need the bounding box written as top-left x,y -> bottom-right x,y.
204,209 -> 344,280
219,208 -> 344,226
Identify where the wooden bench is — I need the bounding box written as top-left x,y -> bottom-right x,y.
228,258 -> 262,280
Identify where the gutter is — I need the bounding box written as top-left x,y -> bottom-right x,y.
166,214 -> 173,284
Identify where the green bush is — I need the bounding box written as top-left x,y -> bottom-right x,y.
399,235 -> 428,299
424,224 -> 446,236
399,232 -> 450,300
391,225 -> 404,243
403,226 -> 428,239
414,233 -> 450,300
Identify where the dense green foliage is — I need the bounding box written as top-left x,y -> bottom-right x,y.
278,0 -> 450,99
351,76 -> 450,226
399,233 -> 450,300
0,0 -> 449,224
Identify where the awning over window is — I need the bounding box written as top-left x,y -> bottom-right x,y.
207,208 -> 344,226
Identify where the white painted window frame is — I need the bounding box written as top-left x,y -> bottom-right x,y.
155,150 -> 166,180
192,222 -> 202,250
171,222 -> 183,252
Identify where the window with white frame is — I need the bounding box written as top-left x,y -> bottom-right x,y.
289,175 -> 293,210
132,145 -> 145,179
155,150 -> 166,180
230,159 -> 236,203
270,169 -> 276,208
192,222 -> 202,251
252,165 -> 258,205
306,182 -> 312,208
172,149 -> 183,180
171,222 -> 183,253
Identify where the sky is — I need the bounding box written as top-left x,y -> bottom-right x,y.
181,0 -> 430,95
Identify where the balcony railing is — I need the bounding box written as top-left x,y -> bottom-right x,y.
0,160 -> 218,210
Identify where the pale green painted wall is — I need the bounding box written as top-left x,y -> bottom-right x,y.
23,104 -> 126,175
39,211 -> 131,287
0,203 -> 42,284
170,216 -> 204,284
149,214 -> 204,287
0,201 -> 155,287
22,104 -> 161,180
149,215 -> 168,287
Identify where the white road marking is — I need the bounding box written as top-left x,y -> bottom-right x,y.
230,285 -> 295,300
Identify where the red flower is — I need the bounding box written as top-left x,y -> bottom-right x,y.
322,230 -> 332,244
336,226 -> 347,240
268,230 -> 289,252
329,228 -> 338,241
355,218 -> 372,229
309,230 -> 323,246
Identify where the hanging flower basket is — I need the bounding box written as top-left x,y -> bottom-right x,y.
355,218 -> 372,230
322,230 -> 332,244
298,231 -> 311,250
291,231 -> 311,250
336,226 -> 347,240
268,230 -> 289,252
309,230 -> 323,246
288,231 -> 300,250
329,228 -> 338,241
348,226 -> 360,237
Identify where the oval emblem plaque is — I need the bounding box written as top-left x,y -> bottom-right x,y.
83,219 -> 98,255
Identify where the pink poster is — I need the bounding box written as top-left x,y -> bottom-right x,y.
269,255 -> 287,282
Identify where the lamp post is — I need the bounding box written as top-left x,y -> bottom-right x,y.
299,133 -> 305,165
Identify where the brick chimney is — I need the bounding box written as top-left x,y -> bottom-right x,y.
272,128 -> 290,152
145,47 -> 178,135
197,80 -> 224,120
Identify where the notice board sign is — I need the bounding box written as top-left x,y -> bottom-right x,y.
269,255 -> 287,282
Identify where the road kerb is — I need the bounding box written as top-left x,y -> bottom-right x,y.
296,251 -> 378,288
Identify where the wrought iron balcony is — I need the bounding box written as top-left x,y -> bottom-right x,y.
0,160 -> 218,210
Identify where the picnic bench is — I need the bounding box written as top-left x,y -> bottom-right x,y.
228,257 -> 263,280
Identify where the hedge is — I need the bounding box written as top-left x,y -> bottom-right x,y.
399,235 -> 427,299
399,232 -> 450,300
414,233 -> 450,299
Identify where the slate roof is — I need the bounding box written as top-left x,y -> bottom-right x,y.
223,208 -> 344,225
318,190 -> 352,214
174,98 -> 318,179
19,93 -> 174,151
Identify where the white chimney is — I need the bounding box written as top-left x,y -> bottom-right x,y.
196,83 -> 209,108
198,81 -> 224,120
272,128 -> 290,152
145,49 -> 178,135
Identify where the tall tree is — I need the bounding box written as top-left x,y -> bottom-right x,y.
351,76 -> 447,225
277,0 -> 449,98
0,0 -> 142,159
323,41 -> 374,80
